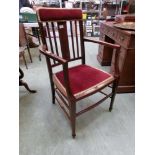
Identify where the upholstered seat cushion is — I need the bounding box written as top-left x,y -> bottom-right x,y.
53,64 -> 114,99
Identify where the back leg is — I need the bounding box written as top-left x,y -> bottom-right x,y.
109,80 -> 118,112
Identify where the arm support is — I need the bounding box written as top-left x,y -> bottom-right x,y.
84,37 -> 120,49
39,45 -> 67,64
39,45 -> 74,98
84,37 -> 121,79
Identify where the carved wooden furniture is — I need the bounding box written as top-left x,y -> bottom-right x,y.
37,8 -> 121,138
97,21 -> 135,93
19,24 -> 36,92
23,23 -> 42,61
19,23 -> 33,69
19,67 -> 37,93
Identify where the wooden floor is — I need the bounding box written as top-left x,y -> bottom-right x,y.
19,43 -> 135,155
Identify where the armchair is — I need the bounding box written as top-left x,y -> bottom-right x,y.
37,8 -> 121,138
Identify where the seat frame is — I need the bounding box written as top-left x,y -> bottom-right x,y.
37,8 -> 121,138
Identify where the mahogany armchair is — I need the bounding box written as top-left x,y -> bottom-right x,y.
37,8 -> 121,138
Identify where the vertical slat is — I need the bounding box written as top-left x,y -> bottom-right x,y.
77,21 -> 81,57
46,22 -> 54,52
57,21 -> 70,60
46,22 -> 56,64
79,20 -> 85,64
51,22 -> 59,56
74,21 -> 79,57
70,21 -> 75,58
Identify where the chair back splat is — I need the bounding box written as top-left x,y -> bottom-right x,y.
37,8 -> 121,138
37,8 -> 85,66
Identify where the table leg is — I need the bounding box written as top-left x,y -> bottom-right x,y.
19,68 -> 37,93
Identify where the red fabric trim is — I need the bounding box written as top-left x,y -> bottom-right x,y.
37,8 -> 82,21
55,65 -> 111,95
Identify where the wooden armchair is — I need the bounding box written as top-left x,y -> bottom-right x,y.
37,8 -> 121,138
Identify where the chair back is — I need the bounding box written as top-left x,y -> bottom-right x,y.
36,8 -> 85,66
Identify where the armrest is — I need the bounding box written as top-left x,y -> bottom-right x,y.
39,45 -> 74,98
39,45 -> 67,64
83,37 -> 120,49
84,38 -> 121,79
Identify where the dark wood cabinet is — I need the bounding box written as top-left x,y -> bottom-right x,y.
97,21 -> 135,93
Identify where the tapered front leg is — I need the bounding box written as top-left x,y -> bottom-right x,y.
51,83 -> 55,104
70,101 -> 76,138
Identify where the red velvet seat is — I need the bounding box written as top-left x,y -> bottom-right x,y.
53,64 -> 114,99
37,8 -> 121,138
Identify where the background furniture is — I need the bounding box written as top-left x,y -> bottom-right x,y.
37,8 -> 121,138
78,0 -> 120,37
19,46 -> 28,69
24,23 -> 41,61
97,21 -> 135,93
128,0 -> 135,13
19,67 -> 37,93
20,13 -> 41,61
19,23 -> 37,92
19,23 -> 33,69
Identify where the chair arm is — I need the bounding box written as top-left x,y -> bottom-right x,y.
84,37 -> 121,79
83,37 -> 120,49
39,45 -> 67,64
